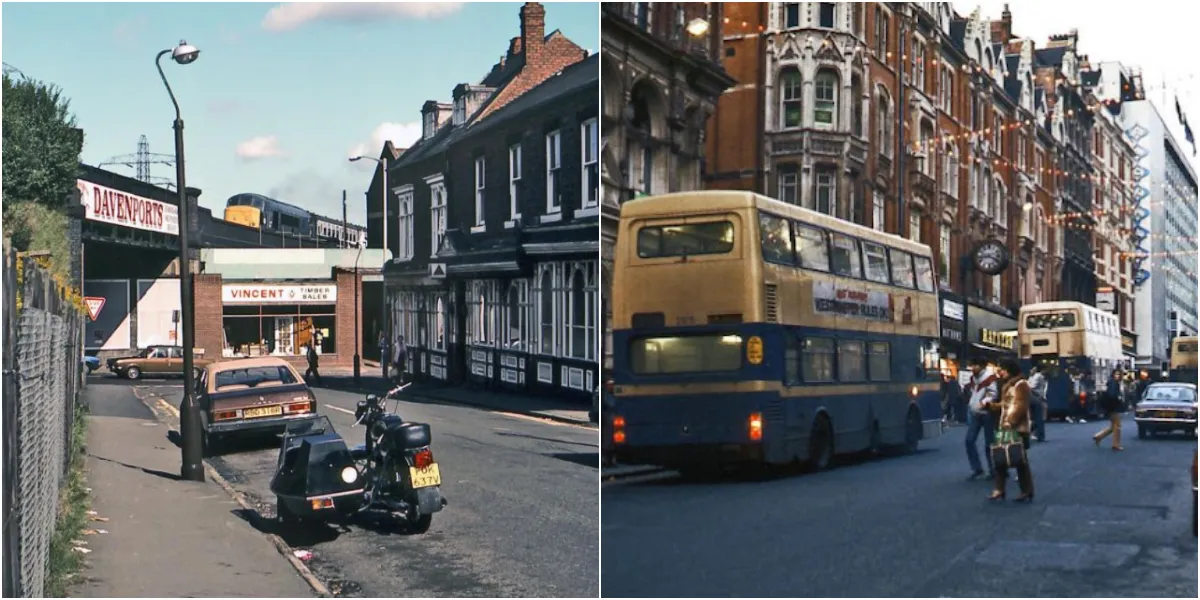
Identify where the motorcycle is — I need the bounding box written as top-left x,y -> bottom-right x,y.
270,383 -> 447,533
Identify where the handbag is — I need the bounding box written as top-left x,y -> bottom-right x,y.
990,428 -> 1026,470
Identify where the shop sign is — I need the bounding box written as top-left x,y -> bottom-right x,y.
941,322 -> 964,343
942,299 -> 965,321
77,180 -> 179,236
1122,333 -> 1136,353
979,328 -> 1016,351
222,284 -> 338,304
813,282 -> 892,322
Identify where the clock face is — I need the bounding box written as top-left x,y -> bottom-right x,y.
973,241 -> 1010,275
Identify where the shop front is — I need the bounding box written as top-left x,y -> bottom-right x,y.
965,304 -> 1018,366
939,293 -> 967,377
220,283 -> 339,358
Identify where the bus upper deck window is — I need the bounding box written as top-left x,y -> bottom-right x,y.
830,234 -> 862,278
759,213 -> 795,265
795,224 -> 830,271
636,222 -> 734,258
913,256 -> 936,292
861,242 -> 890,284
890,249 -> 915,288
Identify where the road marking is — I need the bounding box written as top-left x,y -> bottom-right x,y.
157,398 -> 180,418
323,404 -> 355,415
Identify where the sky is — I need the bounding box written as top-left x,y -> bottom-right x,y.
953,0 -> 1200,179
0,1 -> 598,225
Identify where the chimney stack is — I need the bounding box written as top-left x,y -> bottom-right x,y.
520,3 -> 545,67
991,3 -> 1013,43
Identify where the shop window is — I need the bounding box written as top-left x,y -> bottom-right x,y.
221,304 -> 336,357
570,269 -> 588,359
539,269 -> 555,355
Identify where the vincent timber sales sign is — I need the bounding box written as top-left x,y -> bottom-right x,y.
222,284 -> 338,304
813,281 -> 893,322
77,180 -> 180,236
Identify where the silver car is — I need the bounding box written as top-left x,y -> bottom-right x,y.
1134,383 -> 1198,438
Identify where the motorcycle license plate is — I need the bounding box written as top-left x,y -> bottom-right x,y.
244,405 -> 282,419
409,464 -> 441,489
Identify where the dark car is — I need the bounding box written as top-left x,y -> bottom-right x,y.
1133,382 -> 1198,438
195,357 -> 319,455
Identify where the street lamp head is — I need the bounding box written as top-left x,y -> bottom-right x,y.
349,156 -> 364,162
686,18 -> 710,38
172,40 -> 200,65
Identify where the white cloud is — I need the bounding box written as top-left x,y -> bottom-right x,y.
347,122 -> 421,169
235,135 -> 286,160
262,2 -> 464,32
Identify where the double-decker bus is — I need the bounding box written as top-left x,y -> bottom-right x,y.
1170,336 -> 1198,385
1017,301 -> 1125,419
610,191 -> 943,474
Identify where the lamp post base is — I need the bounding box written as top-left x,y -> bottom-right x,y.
353,355 -> 361,386
178,394 -> 206,482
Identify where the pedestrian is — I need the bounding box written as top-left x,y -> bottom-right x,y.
392,335 -> 408,384
305,342 -> 321,386
1026,364 -> 1048,442
1092,370 -> 1126,451
1133,370 -> 1150,409
963,357 -> 999,480
379,331 -> 390,379
990,358 -> 1035,503
941,372 -> 954,427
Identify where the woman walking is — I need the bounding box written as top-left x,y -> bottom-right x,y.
990,358 -> 1035,503
1093,370 -> 1126,451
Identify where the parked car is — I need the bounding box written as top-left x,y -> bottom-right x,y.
195,357 -> 318,456
1133,382 -> 1198,438
107,345 -> 213,380
83,355 -> 100,374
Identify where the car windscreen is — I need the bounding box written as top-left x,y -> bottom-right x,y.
1144,386 -> 1197,403
214,365 -> 298,391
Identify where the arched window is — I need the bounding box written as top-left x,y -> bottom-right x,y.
919,120 -> 935,175
876,90 -> 892,156
1036,206 -> 1048,250
780,68 -> 803,128
435,297 -> 445,350
477,293 -> 488,344
540,270 -> 554,355
814,70 -> 839,127
570,270 -> 586,358
851,75 -> 863,137
943,141 -> 959,198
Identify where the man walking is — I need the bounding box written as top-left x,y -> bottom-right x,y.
392,335 -> 408,384
963,357 -> 999,479
1027,364 -> 1048,442
305,342 -> 321,386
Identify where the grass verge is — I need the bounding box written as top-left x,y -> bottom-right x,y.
45,403 -> 89,597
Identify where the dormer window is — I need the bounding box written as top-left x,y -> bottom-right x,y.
423,112 -> 436,139
453,98 -> 466,126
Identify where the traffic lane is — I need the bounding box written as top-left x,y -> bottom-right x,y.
601,422 -> 1196,598
144,384 -> 598,598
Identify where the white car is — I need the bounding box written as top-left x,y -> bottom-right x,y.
1133,383 -> 1198,438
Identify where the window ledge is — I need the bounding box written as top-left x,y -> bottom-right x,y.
470,224 -> 486,234
539,212 -> 563,224
572,206 -> 599,219
504,220 -> 518,229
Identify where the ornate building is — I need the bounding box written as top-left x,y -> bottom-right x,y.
600,2 -> 734,372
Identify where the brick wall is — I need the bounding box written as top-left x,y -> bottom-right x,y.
193,274 -> 224,359
333,269 -> 362,368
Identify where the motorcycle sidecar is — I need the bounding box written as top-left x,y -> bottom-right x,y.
270,415 -> 364,524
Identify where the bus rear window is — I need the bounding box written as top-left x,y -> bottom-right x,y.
1176,342 -> 1197,354
1025,312 -> 1077,329
629,334 -> 743,374
637,222 -> 734,258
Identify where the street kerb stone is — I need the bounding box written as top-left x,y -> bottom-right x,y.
130,386 -> 333,598
975,539 -> 1142,570
1042,504 -> 1169,524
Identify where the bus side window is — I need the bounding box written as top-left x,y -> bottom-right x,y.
784,333 -> 801,386
759,213 -> 795,265
795,224 -> 830,271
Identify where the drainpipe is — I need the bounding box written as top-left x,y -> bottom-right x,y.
756,1 -> 767,194
896,7 -> 907,238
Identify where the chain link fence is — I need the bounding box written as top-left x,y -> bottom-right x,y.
3,245 -> 86,598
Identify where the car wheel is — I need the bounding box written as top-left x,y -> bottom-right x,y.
125,366 -> 141,380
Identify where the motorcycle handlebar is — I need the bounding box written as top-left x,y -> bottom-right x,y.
385,382 -> 412,398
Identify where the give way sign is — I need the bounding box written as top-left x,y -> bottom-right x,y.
84,297 -> 106,321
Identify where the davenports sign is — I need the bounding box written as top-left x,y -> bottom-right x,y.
222,284 -> 338,304
813,282 -> 893,322
77,180 -> 179,236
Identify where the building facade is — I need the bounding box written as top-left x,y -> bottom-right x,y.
600,2 -> 734,373
382,3 -> 599,401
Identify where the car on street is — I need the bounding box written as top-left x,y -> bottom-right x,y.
107,345 -> 213,380
83,355 -> 100,374
1133,382 -> 1197,438
196,356 -> 318,455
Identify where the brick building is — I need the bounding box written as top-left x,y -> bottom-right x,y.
600,2 -> 734,372
380,2 -> 599,401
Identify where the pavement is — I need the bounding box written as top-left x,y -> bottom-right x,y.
123,376 -> 599,598
71,379 -> 314,598
311,364 -> 594,427
602,421 -> 1198,598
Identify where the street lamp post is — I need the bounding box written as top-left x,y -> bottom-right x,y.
156,40 -> 203,482
353,244 -> 364,386
350,154 -> 388,381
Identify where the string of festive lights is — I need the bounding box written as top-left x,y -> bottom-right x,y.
1119,249 -> 1200,258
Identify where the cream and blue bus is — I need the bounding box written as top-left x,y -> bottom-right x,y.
1018,301 -> 1125,418
1170,336 -> 1198,385
610,191 -> 943,474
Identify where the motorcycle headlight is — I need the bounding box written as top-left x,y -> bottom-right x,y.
341,466 -> 358,484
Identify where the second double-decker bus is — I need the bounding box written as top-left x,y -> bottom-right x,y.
610,191 -> 943,475
1018,301 -> 1125,419
1170,336 -> 1198,385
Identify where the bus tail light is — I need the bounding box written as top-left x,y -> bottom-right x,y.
613,415 -> 626,444
748,412 -> 763,441
910,386 -> 919,397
